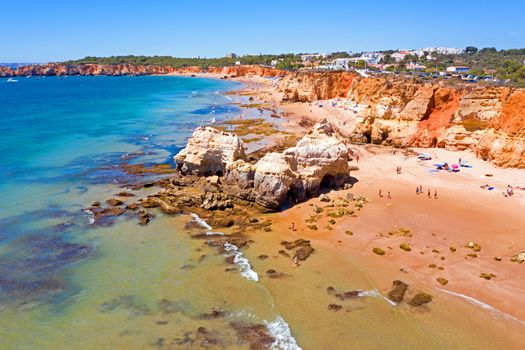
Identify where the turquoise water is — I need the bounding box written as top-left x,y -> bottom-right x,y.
0,75 -> 239,218
0,76 -> 306,350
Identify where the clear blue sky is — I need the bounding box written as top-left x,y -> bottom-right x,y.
2,0 -> 524,62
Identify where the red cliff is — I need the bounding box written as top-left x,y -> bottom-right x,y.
278,73 -> 525,168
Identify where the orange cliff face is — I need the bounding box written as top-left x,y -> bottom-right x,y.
0,63 -> 286,78
1,63 -> 177,77
476,90 -> 525,168
279,71 -> 355,102
206,65 -> 286,78
278,73 -> 525,168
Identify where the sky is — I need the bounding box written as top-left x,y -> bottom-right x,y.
2,0 -> 524,62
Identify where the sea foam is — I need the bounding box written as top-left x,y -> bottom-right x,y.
190,213 -> 257,281
358,289 -> 397,306
437,288 -> 523,323
190,213 -> 224,235
224,242 -> 259,282
265,316 -> 302,350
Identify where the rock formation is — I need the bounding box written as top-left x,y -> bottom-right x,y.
174,127 -> 247,176
174,119 -> 354,209
0,63 -> 176,77
279,71 -> 355,102
278,73 -> 525,168
0,63 -> 285,78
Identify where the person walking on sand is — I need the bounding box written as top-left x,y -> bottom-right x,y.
427,189 -> 431,199
290,222 -> 296,231
388,191 -> 391,199
379,189 -> 383,198
356,154 -> 360,163
416,186 -> 420,195
434,190 -> 438,199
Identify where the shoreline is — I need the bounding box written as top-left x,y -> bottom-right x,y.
93,72 -> 525,328
194,73 -> 525,322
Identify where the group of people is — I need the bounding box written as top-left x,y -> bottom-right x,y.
378,189 -> 392,199
416,185 -> 438,199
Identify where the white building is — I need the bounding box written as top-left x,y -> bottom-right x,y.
330,58 -> 352,70
361,52 -> 384,64
392,51 -> 409,62
300,53 -> 326,62
446,66 -> 470,73
412,47 -> 465,57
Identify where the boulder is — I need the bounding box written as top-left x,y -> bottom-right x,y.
174,127 -> 247,176
252,152 -> 297,208
283,119 -> 352,195
250,119 -> 352,209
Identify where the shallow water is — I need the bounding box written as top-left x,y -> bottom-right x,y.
0,76 -> 293,349
1,76 -> 523,349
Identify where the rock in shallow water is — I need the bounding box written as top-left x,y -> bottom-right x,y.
387,280 -> 408,303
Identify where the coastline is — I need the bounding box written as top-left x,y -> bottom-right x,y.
181,72 -> 525,333
4,72 -> 523,348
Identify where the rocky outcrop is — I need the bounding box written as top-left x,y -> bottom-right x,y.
279,71 -> 355,102
1,63 -> 285,78
235,119 -> 353,209
174,127 -> 247,176
174,120 -> 354,209
207,65 -> 286,77
1,63 -> 177,77
476,90 -> 525,168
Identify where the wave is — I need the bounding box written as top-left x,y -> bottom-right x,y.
265,316 -> 302,350
357,289 -> 397,306
437,288 -> 524,324
84,209 -> 95,225
189,213 -> 256,280
224,242 -> 259,282
189,213 -> 224,235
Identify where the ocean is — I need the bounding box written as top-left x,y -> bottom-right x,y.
0,76 -> 300,349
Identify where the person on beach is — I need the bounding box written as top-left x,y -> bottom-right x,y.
290,222 -> 296,231
379,189 -> 383,198
416,186 -> 420,194
356,154 -> 360,163
427,189 -> 431,199
434,190 -> 438,199
507,185 -> 514,197
388,191 -> 391,199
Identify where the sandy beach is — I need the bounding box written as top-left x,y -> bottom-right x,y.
224,73 -> 525,323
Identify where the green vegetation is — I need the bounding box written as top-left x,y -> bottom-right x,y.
407,47 -> 525,87
65,47 -> 525,86
66,53 -> 303,69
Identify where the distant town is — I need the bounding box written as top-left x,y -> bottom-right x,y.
262,47 -> 525,86
4,46 -> 525,87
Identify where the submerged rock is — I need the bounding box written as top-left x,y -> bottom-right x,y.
408,292 -> 433,307
266,269 -> 285,279
387,280 -> 408,303
230,322 -> 275,350
328,304 -> 343,311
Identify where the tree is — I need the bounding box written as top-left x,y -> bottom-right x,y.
466,46 -> 478,55
352,60 -> 366,69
